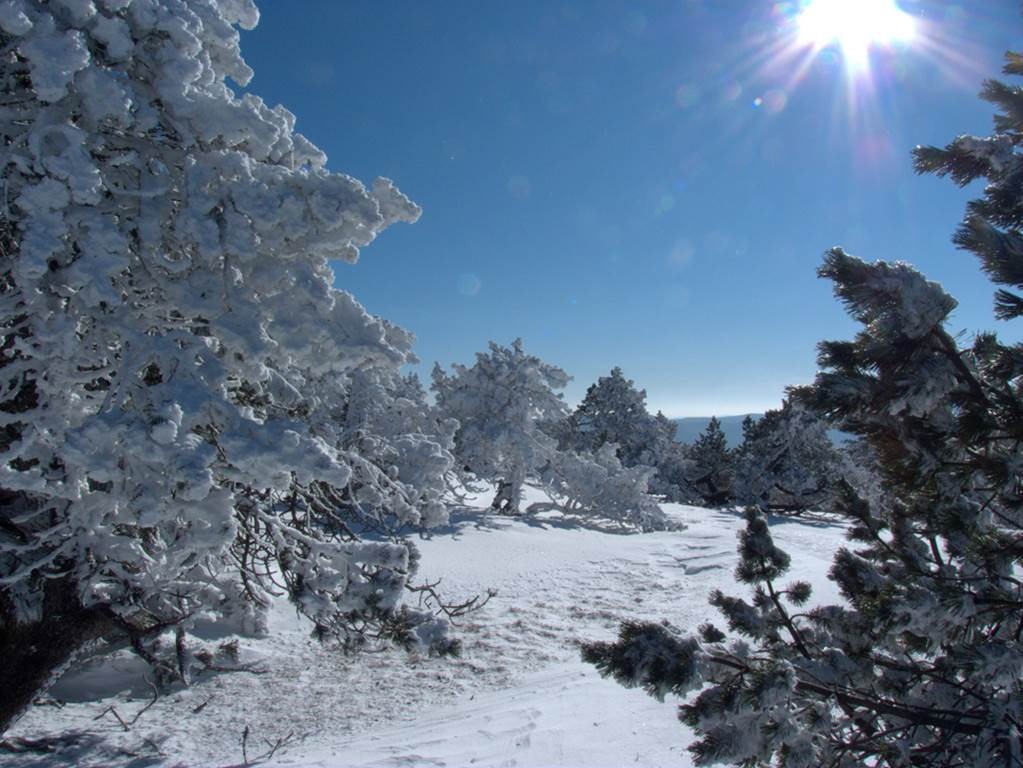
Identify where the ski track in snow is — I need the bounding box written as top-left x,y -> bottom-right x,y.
3,489 -> 848,767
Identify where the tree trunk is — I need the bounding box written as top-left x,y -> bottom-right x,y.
490,469 -> 524,514
0,578 -> 114,735
491,479 -> 514,513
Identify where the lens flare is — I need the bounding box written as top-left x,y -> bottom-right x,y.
796,0 -> 915,72
668,0 -> 983,184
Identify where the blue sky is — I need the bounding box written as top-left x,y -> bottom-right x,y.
240,1 -> 1022,417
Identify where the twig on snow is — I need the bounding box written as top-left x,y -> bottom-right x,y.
92,677 -> 160,731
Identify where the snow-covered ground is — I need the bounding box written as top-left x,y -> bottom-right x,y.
3,488 -> 847,767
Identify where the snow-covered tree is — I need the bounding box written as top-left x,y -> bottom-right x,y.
554,368 -> 684,500
646,411 -> 692,501
584,52 -> 1023,766
732,399 -> 839,513
536,443 -> 675,532
653,411 -> 680,456
560,367 -> 665,466
338,368 -> 457,531
0,0 -> 456,733
432,339 -> 569,513
683,416 -> 733,506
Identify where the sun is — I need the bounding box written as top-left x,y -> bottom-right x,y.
796,0 -> 916,71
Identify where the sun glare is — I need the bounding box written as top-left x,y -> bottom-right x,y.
797,0 -> 915,71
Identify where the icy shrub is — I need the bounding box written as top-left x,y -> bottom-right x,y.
538,444 -> 678,532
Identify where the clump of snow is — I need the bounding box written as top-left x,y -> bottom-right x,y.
957,135 -> 1014,174
18,15 -> 90,102
0,0 -> 33,34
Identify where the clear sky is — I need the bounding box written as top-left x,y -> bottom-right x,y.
239,1 -> 1023,417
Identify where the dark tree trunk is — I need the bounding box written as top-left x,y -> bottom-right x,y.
491,479 -> 515,512
0,578 -> 114,735
490,469 -> 524,515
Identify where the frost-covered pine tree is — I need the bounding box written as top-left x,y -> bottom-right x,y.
0,0 -> 455,733
584,50 -> 1023,766
683,416 -> 733,506
653,410 -> 680,454
338,368 -> 457,531
554,367 -> 683,499
560,367 -> 663,466
732,399 -> 839,514
432,339 -> 569,513
647,410 -> 691,500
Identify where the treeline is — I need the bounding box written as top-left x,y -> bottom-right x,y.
433,354 -> 868,518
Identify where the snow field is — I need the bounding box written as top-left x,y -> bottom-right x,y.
4,488 -> 847,767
